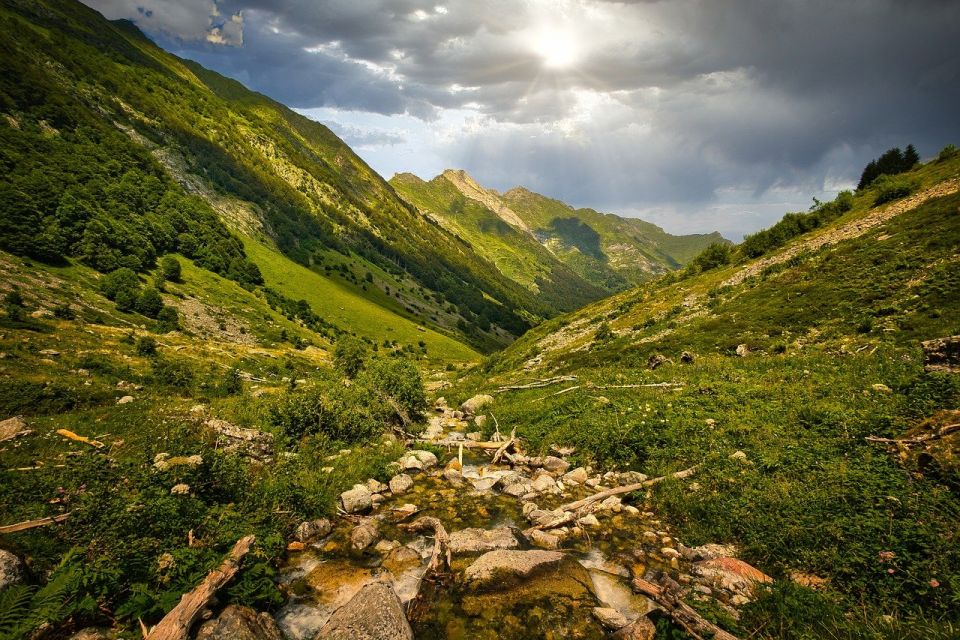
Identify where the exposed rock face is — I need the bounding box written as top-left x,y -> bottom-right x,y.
462,549 -> 566,590
195,605 -> 283,640
296,518 -> 333,543
449,527 -> 520,555
318,582 -> 413,640
388,474 -> 413,494
0,549 -> 23,591
460,394 -> 494,415
0,416 -> 28,442
922,335 -> 960,373
340,485 -> 372,513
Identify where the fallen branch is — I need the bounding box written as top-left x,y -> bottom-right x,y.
496,376 -> 577,392
492,428 -> 517,465
593,382 -> 684,390
866,423 -> 960,446
146,535 -> 255,640
558,465 -> 700,513
632,576 -> 740,640
399,517 -> 450,621
537,385 -> 581,401
0,512 -> 71,534
416,439 -> 505,450
56,429 -> 104,449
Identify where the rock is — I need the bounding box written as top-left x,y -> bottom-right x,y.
527,509 -> 564,527
318,582 -> 413,640
871,383 -> 893,394
598,496 -> 623,512
648,354 -> 668,369
388,473 -> 413,494
296,518 -> 333,543
117,395 -> 134,405
528,530 -> 560,550
170,483 -> 191,495
206,418 -> 275,459
735,343 -> 749,357
409,450 -> 438,469
618,471 -> 648,484
68,629 -> 112,640
460,394 -> 494,415
350,521 -> 380,552
287,541 -> 306,552
462,549 -> 567,590
921,335 -> 960,373
465,431 -> 484,442
612,616 -> 657,640
542,456 -> 570,474
661,547 -> 681,559
692,556 -> 773,599
641,531 -> 658,544
340,484 -> 372,514
443,467 -> 463,484
503,482 -> 533,497
449,527 -> 520,554
577,514 -> 600,528
531,474 -> 557,493
563,467 -> 589,484
38,349 -> 60,356
593,607 -> 629,630
729,450 -> 749,463
472,477 -> 498,492
495,471 -> 523,488
0,550 -> 23,591
382,545 -> 421,575
687,543 -> 738,561
366,479 -> 388,494
401,455 -> 423,471
0,416 -> 28,442
474,415 -> 487,427
194,605 -> 283,640
680,351 -> 696,364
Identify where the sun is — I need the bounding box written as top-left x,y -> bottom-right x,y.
532,27 -> 580,69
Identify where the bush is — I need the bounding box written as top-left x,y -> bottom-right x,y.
334,336 -> 369,378
356,356 -> 426,423
52,304 -> 75,320
136,288 -> 164,318
158,255 -> 182,283
594,322 -> 614,343
937,144 -> 958,163
873,175 -> 916,206
152,357 -> 194,390
156,306 -> 179,332
266,379 -> 382,443
135,336 -> 158,357
114,287 -> 139,313
100,268 -> 140,301
690,242 -> 733,272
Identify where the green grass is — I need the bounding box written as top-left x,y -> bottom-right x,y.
243,238 -> 479,363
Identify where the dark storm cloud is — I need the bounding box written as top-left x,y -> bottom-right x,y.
80,0 -> 960,236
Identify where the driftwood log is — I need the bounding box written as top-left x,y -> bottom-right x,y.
558,465 -> 700,513
399,517 -> 450,621
632,577 -> 740,640
0,513 -> 71,534
145,535 -> 255,640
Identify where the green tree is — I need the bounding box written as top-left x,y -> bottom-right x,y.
159,255 -> 182,283
136,288 -> 164,318
156,306 -> 180,332
356,356 -> 426,422
334,336 -> 369,378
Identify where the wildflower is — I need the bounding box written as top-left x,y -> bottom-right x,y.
929,579 -> 940,588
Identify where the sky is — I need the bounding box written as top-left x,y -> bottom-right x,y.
82,0 -> 959,240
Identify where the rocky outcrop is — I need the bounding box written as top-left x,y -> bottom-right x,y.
922,335 -> 960,373
459,394 -> 494,415
205,418 -> 274,460
0,416 -> 29,442
318,582 -> 413,640
0,549 -> 23,591
195,605 -> 283,640
448,527 -> 519,555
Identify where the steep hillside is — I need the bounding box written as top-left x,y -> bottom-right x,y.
0,0 -> 560,352
392,169 -> 728,294
445,150 -> 960,637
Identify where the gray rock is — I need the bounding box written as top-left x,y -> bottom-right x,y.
350,521 -> 380,552
0,550 -> 22,591
563,467 -> 588,484
443,468 -> 463,484
318,581 -> 413,640
503,482 -> 532,497
295,518 -> 333,543
366,478 -> 388,494
471,477 -> 498,492
462,549 -> 566,590
528,529 -> 560,550
612,616 -> 657,640
448,527 -> 519,555
0,416 -> 28,442
735,343 -> 749,357
388,473 -> 413,494
531,474 -> 557,493
593,607 -> 629,630
117,395 -> 134,405
460,394 -> 494,416
542,456 -> 570,474
340,484 -> 372,513
195,605 -> 283,640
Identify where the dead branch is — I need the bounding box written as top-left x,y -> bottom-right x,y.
492,428 -> 517,465
146,535 -> 255,640
593,382 -> 684,389
0,512 -> 71,534
496,376 -> 577,392
416,439 -> 504,449
632,576 -> 740,640
399,517 -> 450,620
56,429 -> 104,449
558,465 -> 700,513
866,423 -> 960,446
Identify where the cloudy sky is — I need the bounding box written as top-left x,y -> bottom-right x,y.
82,0 -> 959,239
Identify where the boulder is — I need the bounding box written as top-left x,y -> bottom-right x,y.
542,456 -> 570,474
577,514 -> 600,528
593,607 -> 629,630
443,468 -> 463,484
735,344 -> 749,357
528,530 -> 560,550
117,395 -> 134,405
460,394 -> 494,416
0,550 -> 23,591
462,549 -> 566,590
612,616 -> 657,640
471,477 -> 498,492
296,518 -> 333,543
340,485 -> 372,514
400,455 -> 423,471
563,467 -> 588,484
531,474 -> 557,493
195,605 -> 283,640
648,354 -> 668,370
503,482 -> 532,497
449,527 -> 520,554
388,473 -> 413,494
692,556 -> 773,600
680,351 -> 696,364
0,416 -> 28,442
350,521 -> 380,552
407,450 -> 438,469
318,582 -> 413,640
921,335 -> 960,373
366,479 -> 388,494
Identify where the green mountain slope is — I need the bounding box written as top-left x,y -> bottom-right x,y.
0,0 -> 561,353
446,152 -> 960,637
391,169 -> 728,295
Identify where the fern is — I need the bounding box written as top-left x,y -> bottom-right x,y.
0,554 -> 80,640
0,585 -> 36,638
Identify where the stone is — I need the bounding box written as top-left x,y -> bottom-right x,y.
401,455 -> 423,471
117,395 -> 134,404
612,616 -> 657,640
350,521 -> 380,552
170,483 -> 191,495
871,383 -> 893,394
528,530 -> 560,550
443,467 -> 463,484
462,549 -> 567,590
680,351 -> 696,364
531,474 -> 557,493
366,478 -> 388,494
194,605 -> 283,640
449,527 -> 520,554
318,582 -> 413,640
388,474 -> 413,494
295,518 -> 333,543
593,607 -> 629,630
692,556 -> 773,599
735,343 -> 749,357
577,514 -> 600,528
340,484 -> 372,513
921,335 -> 960,373
0,416 -> 28,442
495,471 -> 523,488
382,545 -> 422,575
563,467 -> 589,484
503,482 -> 532,497
542,456 -> 570,474
68,629 -> 112,640
460,394 -> 494,415
472,477 -> 498,492
465,431 -> 484,442
729,450 -> 749,463
661,547 -> 681,559
618,471 -> 648,484
598,496 -> 623,512
527,509 -> 564,527
0,550 -> 23,591
287,541 -> 306,552
648,354 -> 668,369
409,450 -> 438,469
474,414 -> 487,427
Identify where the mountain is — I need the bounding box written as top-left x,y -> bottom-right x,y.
0,0 -> 574,353
445,150 -> 960,637
391,169 -> 728,295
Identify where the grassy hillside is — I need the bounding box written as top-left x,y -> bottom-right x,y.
0,0 -> 564,352
445,151 -> 960,638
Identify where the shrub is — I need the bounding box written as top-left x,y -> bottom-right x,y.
52,304 -> 75,320
690,242 -> 733,272
135,336 -> 158,357
152,357 -> 194,390
594,322 -> 614,343
217,368 -> 243,396
114,287 -> 139,313
356,356 -> 427,423
100,268 -> 140,301
159,255 -> 182,283
334,336 -> 369,378
937,144 -> 958,163
156,306 -> 179,332
266,379 -> 382,443
873,175 -> 916,206
135,288 -> 164,318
